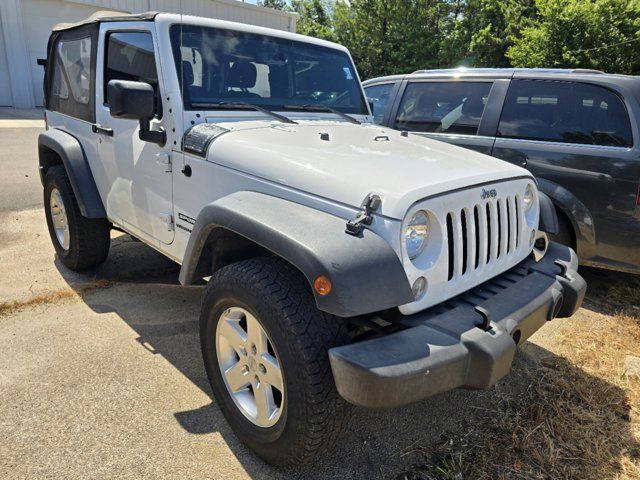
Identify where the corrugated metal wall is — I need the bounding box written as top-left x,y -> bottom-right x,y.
66,0 -> 297,31
1,0 -> 296,107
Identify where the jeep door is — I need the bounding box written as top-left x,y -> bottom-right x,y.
387,79 -> 498,155
94,25 -> 174,245
491,78 -> 640,270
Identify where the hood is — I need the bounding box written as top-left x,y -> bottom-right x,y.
205,120 -> 532,219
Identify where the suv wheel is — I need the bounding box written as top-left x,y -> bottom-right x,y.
200,257 -> 351,466
44,165 -> 111,270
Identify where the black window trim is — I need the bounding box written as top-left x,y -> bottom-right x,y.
101,27 -> 163,118
392,78 -> 496,137
496,78 -> 635,149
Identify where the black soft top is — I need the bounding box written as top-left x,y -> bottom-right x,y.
52,11 -> 158,32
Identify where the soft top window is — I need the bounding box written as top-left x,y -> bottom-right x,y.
46,28 -> 96,123
57,38 -> 92,105
170,24 -> 367,114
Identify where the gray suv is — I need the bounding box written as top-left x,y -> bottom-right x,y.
364,68 -> 640,274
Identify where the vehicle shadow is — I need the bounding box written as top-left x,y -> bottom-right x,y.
55,238 -> 639,480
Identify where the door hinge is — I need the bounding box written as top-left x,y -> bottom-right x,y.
159,213 -> 174,231
156,152 -> 172,173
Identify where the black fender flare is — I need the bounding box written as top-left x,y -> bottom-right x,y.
179,192 -> 414,318
38,129 -> 106,218
537,191 -> 559,235
536,178 -> 597,260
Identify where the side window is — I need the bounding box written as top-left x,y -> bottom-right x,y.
395,81 -> 493,135
105,32 -> 159,113
58,38 -> 92,104
50,47 -> 69,101
48,36 -> 94,121
364,83 -> 394,124
498,80 -> 633,147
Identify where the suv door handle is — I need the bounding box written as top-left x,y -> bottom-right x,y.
92,124 -> 113,136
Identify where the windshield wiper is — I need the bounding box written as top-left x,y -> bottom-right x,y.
190,101 -> 297,124
282,104 -> 361,124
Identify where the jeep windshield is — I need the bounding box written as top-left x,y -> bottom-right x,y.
170,24 -> 367,115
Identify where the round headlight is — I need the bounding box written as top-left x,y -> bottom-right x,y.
405,210 -> 429,259
523,184 -> 535,212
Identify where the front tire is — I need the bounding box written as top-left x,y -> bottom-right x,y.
43,165 -> 110,270
200,257 -> 351,466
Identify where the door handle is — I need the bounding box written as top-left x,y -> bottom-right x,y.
92,124 -> 113,136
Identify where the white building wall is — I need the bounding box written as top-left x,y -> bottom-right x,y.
0,0 -> 297,108
0,12 -> 12,106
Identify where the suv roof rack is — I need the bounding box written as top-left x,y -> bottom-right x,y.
411,67 -> 605,75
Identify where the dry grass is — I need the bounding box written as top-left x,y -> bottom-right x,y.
396,268 -> 640,480
0,279 -> 111,317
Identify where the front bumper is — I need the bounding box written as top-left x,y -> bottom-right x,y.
329,242 -> 586,408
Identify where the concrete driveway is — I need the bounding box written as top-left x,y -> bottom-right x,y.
0,109 -> 45,212
0,110 -> 622,479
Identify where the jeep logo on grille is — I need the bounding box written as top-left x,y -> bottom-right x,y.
481,188 -> 497,199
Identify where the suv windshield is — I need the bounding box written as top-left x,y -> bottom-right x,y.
170,24 -> 367,114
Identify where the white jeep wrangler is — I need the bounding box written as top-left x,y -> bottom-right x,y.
39,12 -> 586,466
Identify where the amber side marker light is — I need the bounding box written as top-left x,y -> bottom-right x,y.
313,275 -> 332,296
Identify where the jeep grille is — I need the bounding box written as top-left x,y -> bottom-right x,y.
445,195 -> 522,281
399,178 -> 538,316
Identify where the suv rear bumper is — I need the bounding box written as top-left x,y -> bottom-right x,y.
328,241 -> 586,408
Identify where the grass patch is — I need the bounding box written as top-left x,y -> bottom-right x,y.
0,279 -> 111,316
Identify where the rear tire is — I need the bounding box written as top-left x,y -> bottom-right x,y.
43,165 -> 110,270
200,257 -> 351,466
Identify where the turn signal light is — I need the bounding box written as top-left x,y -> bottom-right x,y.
313,275 -> 332,296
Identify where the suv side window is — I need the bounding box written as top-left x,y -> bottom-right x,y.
394,81 -> 492,135
498,80 -> 633,147
48,36 -> 93,121
105,32 -> 160,115
364,83 -> 394,124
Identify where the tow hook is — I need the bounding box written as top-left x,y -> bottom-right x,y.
345,193 -> 381,236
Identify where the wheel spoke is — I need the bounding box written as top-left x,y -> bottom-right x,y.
224,362 -> 250,393
260,353 -> 283,392
246,312 -> 269,356
253,379 -> 275,425
218,312 -> 247,358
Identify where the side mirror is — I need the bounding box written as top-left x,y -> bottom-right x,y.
367,99 -> 375,115
107,80 -> 165,146
107,80 -> 155,119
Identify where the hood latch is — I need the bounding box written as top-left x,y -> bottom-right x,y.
345,193 -> 381,236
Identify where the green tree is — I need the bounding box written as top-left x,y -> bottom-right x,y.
333,0 -> 451,79
507,0 -> 640,74
291,0 -> 336,41
440,0 -> 536,68
258,0 -> 289,10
